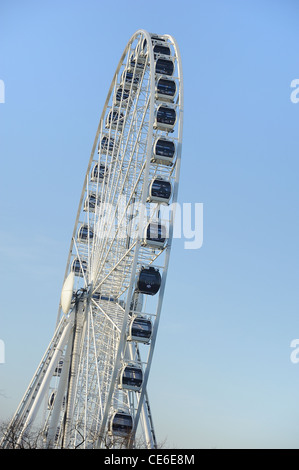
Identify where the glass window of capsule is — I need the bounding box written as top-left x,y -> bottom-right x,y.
109,411 -> 133,437
90,163 -> 108,183
156,77 -> 176,102
114,86 -> 131,107
121,70 -> 140,90
71,258 -> 87,277
128,316 -> 152,343
155,57 -> 174,76
99,135 -> 117,155
77,224 -> 94,243
154,105 -> 176,131
153,43 -> 171,59
119,364 -> 143,391
148,177 -> 172,203
152,138 -> 176,165
84,192 -> 101,212
105,110 -> 125,129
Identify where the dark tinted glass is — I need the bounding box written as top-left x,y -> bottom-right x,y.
155,58 -> 174,76
157,78 -> 176,96
155,139 -> 175,157
157,107 -> 176,125
151,179 -> 171,199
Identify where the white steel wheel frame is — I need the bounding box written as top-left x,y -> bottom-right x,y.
1,30 -> 183,450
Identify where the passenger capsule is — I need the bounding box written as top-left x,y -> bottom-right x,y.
128,316 -> 152,343
119,364 -> 143,391
152,138 -> 176,165
129,53 -> 146,72
109,411 -> 133,437
71,258 -> 87,277
90,163 -> 108,183
105,110 -> 124,129
155,58 -> 174,76
84,193 -> 101,212
115,87 -> 131,107
153,43 -> 171,58
154,105 -> 176,131
136,266 -> 161,295
77,224 -> 94,243
156,78 -> 176,102
148,178 -> 172,203
99,135 -> 117,155
121,70 -> 140,90
143,222 -> 167,248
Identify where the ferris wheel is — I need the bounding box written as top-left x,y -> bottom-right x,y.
1,29 -> 183,449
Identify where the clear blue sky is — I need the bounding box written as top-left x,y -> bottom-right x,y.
1,0 -> 299,449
